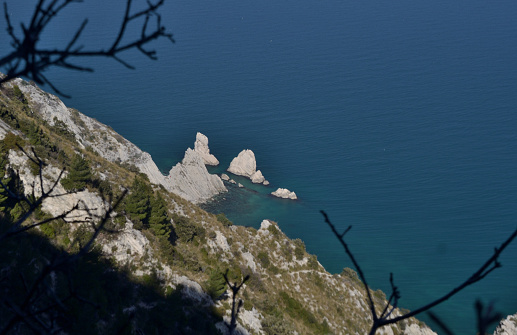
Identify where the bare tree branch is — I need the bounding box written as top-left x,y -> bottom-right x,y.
321,210 -> 517,334
0,0 -> 174,96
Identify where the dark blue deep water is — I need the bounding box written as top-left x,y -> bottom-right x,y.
3,1 -> 517,333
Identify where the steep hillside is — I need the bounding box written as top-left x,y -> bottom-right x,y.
0,78 -> 438,334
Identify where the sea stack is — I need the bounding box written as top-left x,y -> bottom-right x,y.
194,132 -> 219,166
271,188 -> 297,200
168,148 -> 227,203
227,149 -> 269,185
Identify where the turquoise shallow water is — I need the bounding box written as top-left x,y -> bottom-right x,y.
3,0 -> 517,333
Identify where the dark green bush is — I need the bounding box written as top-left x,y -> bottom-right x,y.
216,213 -> 233,227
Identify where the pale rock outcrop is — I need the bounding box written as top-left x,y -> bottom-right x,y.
250,170 -> 265,184
404,324 -> 438,335
0,119 -> 22,139
227,149 -> 269,185
259,219 -> 273,231
8,150 -> 108,222
241,251 -> 257,272
221,173 -> 230,181
102,222 -> 150,263
239,308 -> 263,335
228,149 -> 256,177
238,183 -> 244,188
171,274 -> 212,306
194,132 -> 219,166
494,313 -> 517,335
271,188 -> 297,200
167,148 -> 227,203
14,79 -> 225,204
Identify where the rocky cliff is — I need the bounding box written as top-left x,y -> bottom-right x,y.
0,78 -> 487,335
12,79 -> 224,204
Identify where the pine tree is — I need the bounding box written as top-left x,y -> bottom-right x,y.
149,193 -> 170,238
60,154 -> 92,191
125,177 -> 152,230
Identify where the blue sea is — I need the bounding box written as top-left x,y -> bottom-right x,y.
3,0 -> 517,333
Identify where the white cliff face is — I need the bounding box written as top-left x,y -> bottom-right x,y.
194,132 -> 219,166
494,313 -> 517,335
167,148 -> 227,204
14,79 -> 166,186
271,188 -> 297,200
15,79 -> 226,204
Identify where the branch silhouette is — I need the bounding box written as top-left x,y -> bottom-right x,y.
321,210 -> 517,334
223,269 -> 250,335
0,148 -> 127,334
0,0 -> 174,97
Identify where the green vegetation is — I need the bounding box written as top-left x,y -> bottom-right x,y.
0,81 -> 434,335
124,176 -> 152,229
60,154 -> 93,191
216,212 -> 233,227
172,213 -> 205,243
279,291 -> 331,334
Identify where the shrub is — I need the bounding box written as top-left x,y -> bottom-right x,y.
216,213 -> 232,227
257,251 -> 270,268
173,213 -> 205,243
205,270 -> 227,300
293,238 -> 305,260
60,154 -> 92,191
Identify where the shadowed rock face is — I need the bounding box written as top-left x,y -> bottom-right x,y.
194,132 -> 219,166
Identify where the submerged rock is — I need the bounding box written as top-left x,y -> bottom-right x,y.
271,188 -> 297,200
194,132 -> 219,166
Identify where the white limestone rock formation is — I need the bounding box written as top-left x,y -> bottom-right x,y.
167,148 -> 227,203
13,79 -> 228,204
271,188 -> 297,200
227,149 -> 269,185
194,132 -> 219,166
13,79 -> 167,188
493,313 -> 517,335
250,170 -> 265,184
221,173 -> 230,181
228,149 -> 256,177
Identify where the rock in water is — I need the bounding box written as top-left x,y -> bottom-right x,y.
493,313 -> 517,335
194,132 -> 219,166
168,148 -> 227,203
227,149 -> 269,185
228,149 -> 256,177
250,170 -> 265,184
271,188 -> 297,200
